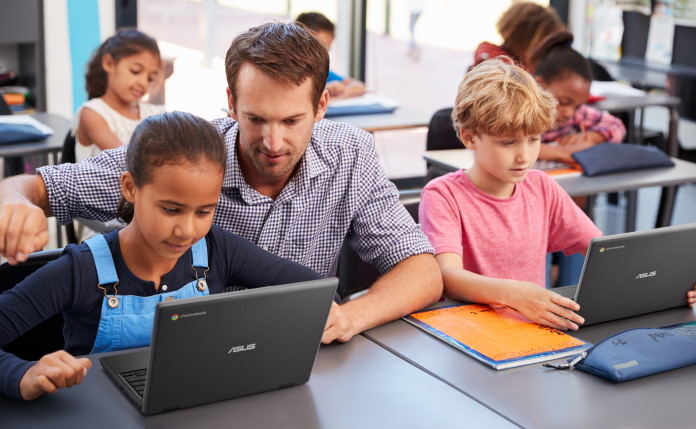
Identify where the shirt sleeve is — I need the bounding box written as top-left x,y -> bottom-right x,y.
418,178 -> 465,257
37,146 -> 128,225
578,104 -> 627,143
544,176 -> 602,255
0,254 -> 76,399
345,135 -> 434,273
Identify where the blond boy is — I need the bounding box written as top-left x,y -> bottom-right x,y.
419,59 -> 601,330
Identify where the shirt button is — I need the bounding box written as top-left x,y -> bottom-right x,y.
161,285 -> 168,291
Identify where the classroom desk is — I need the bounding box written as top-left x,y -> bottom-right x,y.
363,306 -> 696,429
328,105 -> 430,133
0,335 -> 515,429
596,58 -> 696,91
592,93 -> 680,156
423,149 -> 696,230
0,113 -> 70,163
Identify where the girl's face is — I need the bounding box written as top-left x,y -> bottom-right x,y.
103,50 -> 161,104
540,73 -> 590,127
121,159 -> 223,263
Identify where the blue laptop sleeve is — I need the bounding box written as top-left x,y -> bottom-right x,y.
571,143 -> 674,176
566,322 -> 696,382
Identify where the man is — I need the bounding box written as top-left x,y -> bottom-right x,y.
0,22 -> 441,344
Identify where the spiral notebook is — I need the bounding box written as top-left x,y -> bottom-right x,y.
404,303 -> 591,370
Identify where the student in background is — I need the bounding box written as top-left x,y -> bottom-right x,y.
473,2 -> 565,72
295,12 -> 366,99
0,112 -> 322,401
532,31 -> 626,164
75,28 -> 165,162
419,59 -> 601,330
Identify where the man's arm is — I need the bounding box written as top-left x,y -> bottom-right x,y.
322,252 -> 442,343
0,174 -> 52,264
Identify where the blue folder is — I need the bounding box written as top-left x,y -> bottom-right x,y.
324,103 -> 397,117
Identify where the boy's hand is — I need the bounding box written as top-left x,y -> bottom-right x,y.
0,200 -> 49,264
687,284 -> 696,307
19,351 -> 92,401
507,281 -> 584,331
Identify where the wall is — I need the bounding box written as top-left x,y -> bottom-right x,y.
44,0 -> 114,119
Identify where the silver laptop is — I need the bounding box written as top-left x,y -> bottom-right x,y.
553,223 -> 696,326
100,278 -> 337,414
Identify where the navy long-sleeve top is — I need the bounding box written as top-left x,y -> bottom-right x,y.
0,225 -> 322,399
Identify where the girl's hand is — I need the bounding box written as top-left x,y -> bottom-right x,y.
19,350 -> 92,400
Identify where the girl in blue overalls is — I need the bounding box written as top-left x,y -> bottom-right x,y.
0,112 -> 322,401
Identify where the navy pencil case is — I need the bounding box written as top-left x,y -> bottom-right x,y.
571,143 -> 675,176
546,322 -> 696,382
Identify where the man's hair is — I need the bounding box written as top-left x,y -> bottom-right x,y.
497,2 -> 565,67
117,111 -> 226,223
451,59 -> 556,138
295,12 -> 336,35
531,31 -> 593,84
225,22 -> 329,110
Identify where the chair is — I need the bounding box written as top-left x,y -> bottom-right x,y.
0,249 -> 65,361
336,191 -> 421,299
424,108 -> 462,184
61,131 -> 79,244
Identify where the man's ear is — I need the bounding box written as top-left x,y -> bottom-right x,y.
226,88 -> 237,120
459,129 -> 477,150
314,89 -> 329,122
121,172 -> 137,203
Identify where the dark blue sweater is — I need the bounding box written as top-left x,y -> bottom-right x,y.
0,225 -> 322,399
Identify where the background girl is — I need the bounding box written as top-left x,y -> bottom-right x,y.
532,31 -> 626,164
0,112 -> 322,401
75,28 -> 165,162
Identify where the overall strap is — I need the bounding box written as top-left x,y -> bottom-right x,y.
191,237 -> 208,269
85,234 -> 119,285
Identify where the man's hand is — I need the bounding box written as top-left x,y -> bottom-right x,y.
0,174 -> 51,264
507,281 -> 584,331
0,201 -> 49,264
322,302 -> 356,344
687,284 -> 696,307
19,351 -> 92,401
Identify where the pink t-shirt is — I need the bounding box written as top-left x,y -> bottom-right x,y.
420,169 -> 601,288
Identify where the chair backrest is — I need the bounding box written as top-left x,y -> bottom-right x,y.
336,191 -> 422,299
0,249 -> 65,361
426,108 -> 460,152
62,130 -> 77,164
0,95 -> 12,115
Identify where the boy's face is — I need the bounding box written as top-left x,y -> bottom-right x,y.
460,130 -> 541,197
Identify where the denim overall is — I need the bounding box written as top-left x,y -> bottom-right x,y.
86,234 -> 210,354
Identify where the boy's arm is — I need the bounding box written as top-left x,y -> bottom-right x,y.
436,252 -> 584,330
0,174 -> 52,264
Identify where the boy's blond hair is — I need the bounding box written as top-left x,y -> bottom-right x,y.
452,59 -> 556,139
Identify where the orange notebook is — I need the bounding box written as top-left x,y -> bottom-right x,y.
404,304 -> 591,370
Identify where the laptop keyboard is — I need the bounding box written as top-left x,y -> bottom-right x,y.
120,368 -> 148,398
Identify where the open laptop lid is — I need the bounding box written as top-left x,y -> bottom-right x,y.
575,223 -> 696,326
105,278 -> 336,414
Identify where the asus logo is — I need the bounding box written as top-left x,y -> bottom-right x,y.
635,271 -> 657,279
228,343 -> 256,354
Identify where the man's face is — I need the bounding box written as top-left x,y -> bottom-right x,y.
228,64 -> 328,191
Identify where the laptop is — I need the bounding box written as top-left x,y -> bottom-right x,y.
553,223 -> 696,326
100,278 -> 337,414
